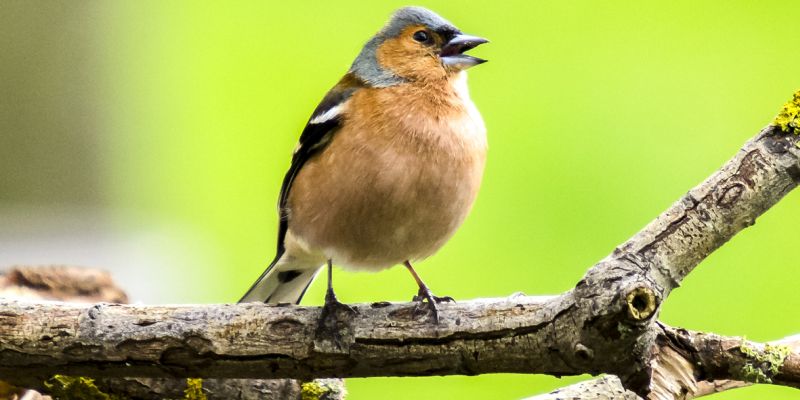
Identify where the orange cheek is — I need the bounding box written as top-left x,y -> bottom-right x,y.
376,37 -> 446,82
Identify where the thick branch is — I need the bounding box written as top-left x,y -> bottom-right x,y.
571,126 -> 799,390
652,324 -> 800,393
523,376 -> 640,400
599,126 -> 800,296
0,265 -> 128,303
0,295 -> 575,387
526,91 -> 800,399
527,328 -> 800,399
0,116 -> 797,396
0,266 -> 340,400
522,376 -> 747,400
0,299 -> 798,394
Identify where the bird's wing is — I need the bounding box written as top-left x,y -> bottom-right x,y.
274,73 -> 365,256
240,74 -> 365,304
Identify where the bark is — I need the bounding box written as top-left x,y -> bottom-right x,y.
0,298 -> 796,396
529,327 -> 800,399
0,117 -> 797,399
649,324 -> 799,398
0,265 -> 127,304
523,377 -> 747,400
0,266 -> 344,400
523,376 -> 641,400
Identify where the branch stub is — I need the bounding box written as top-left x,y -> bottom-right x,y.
625,286 -> 657,321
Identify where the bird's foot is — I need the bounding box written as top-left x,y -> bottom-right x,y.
412,287 -> 455,324
321,291 -> 358,317
315,290 -> 358,351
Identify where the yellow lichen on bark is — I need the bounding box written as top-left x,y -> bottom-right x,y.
301,381 -> 327,400
739,342 -> 791,384
184,378 -> 208,400
44,375 -> 118,400
773,90 -> 800,134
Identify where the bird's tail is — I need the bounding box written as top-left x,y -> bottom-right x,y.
239,254 -> 324,304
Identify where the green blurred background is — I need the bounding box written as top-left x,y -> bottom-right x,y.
1,1 -> 798,398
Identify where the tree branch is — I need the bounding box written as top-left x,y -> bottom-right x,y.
0,295 -> 573,385
0,94 -> 798,399
652,324 -> 800,393
0,266 -> 345,400
527,327 -> 800,399
0,265 -> 128,303
522,376 -> 748,400
523,376 -> 641,400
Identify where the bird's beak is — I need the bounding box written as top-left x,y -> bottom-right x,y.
440,34 -> 489,70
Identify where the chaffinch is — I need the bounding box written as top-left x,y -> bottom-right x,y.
240,6 -> 488,322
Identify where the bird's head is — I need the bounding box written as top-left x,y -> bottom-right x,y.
351,6 -> 488,86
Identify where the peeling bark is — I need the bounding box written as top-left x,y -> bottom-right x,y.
528,328 -> 800,399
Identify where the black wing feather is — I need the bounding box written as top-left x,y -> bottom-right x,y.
274,78 -> 362,256
275,118 -> 339,255
239,76 -> 364,303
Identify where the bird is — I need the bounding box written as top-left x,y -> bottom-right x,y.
240,6 -> 488,323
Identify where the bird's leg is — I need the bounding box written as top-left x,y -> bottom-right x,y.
404,260 -> 454,323
323,259 -> 340,306
316,260 -> 357,350
320,259 -> 357,314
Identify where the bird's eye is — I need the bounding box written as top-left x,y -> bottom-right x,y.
412,30 -> 429,43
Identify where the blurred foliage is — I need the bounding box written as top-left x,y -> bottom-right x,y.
0,3 -> 104,205
2,1 -> 799,399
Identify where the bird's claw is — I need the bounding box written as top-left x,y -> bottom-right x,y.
412,286 -> 455,304
412,294 -> 455,304
323,287 -> 358,312
315,290 -> 357,351
411,287 -> 454,324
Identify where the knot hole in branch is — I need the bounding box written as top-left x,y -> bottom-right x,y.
574,343 -> 594,361
625,286 -> 657,321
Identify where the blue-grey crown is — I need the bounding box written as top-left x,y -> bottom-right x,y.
383,6 -> 456,37
350,7 -> 459,87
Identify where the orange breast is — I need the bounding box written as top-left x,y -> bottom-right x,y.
286,77 -> 486,270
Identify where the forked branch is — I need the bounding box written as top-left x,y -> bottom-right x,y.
0,92 -> 798,399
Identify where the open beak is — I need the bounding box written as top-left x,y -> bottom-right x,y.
440,34 -> 489,70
